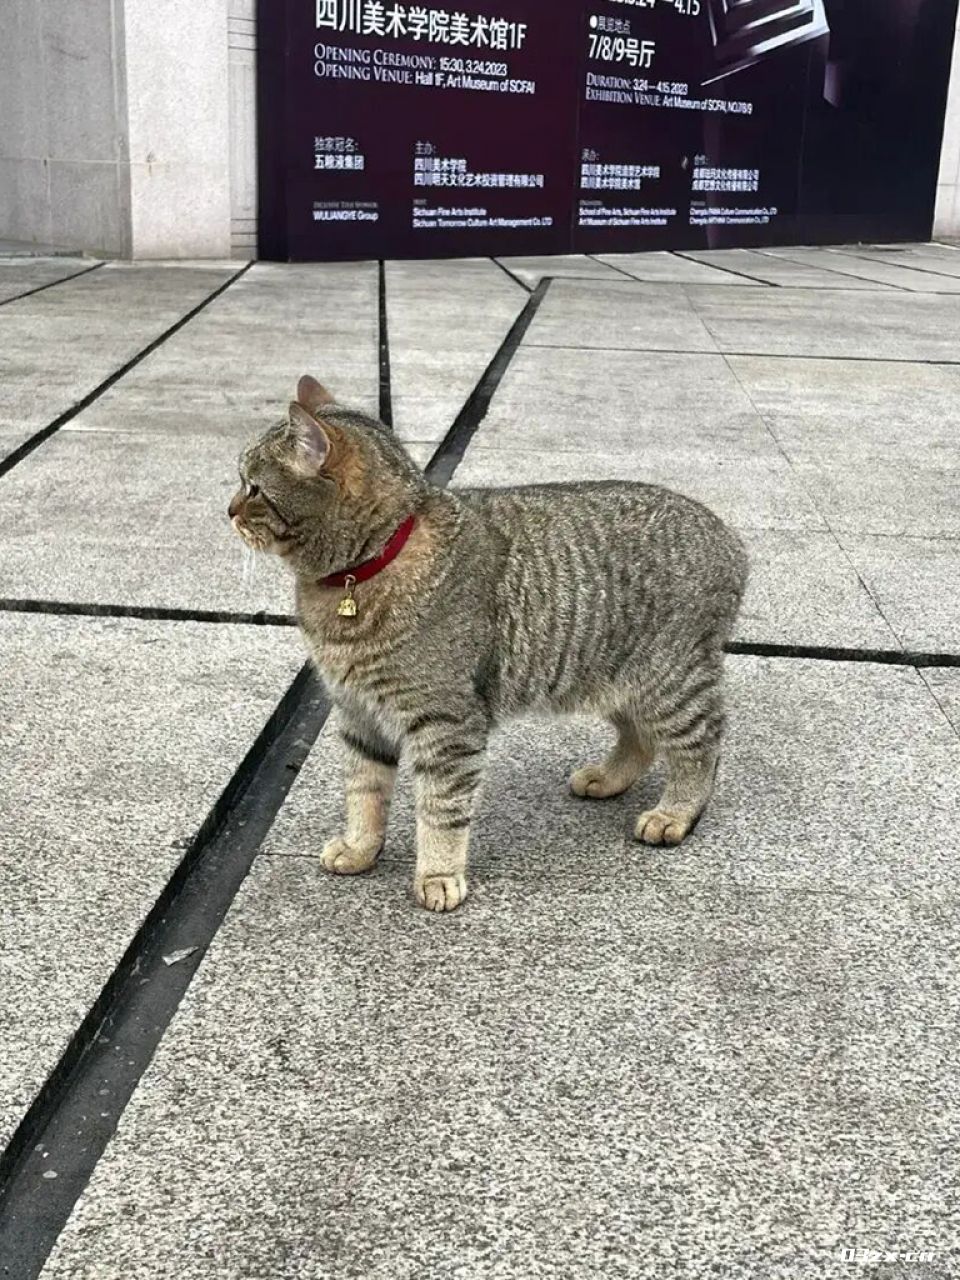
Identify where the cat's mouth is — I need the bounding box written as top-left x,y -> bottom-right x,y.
232,516 -> 262,550
232,516 -> 295,557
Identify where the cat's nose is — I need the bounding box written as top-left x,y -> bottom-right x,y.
227,491 -> 244,519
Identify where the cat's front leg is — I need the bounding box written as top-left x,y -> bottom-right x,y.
406,711 -> 488,912
322,703 -> 399,876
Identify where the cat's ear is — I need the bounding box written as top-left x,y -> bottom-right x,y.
296,375 -> 335,415
287,402 -> 331,473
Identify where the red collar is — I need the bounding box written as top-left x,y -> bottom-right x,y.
321,515 -> 417,589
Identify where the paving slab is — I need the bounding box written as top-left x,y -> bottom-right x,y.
0,263 -> 379,616
67,262 -> 379,437
42,851 -> 960,1279
0,258 -> 92,305
789,455 -> 960,539
761,246 -> 960,293
726,354 -> 960,460
386,259 -> 521,444
680,248 -> 889,291
684,285 -> 960,362
0,612 -> 304,1151
596,251 -> 754,286
0,431 -> 295,615
722,355 -> 960,563
496,254 -> 622,287
525,279 -> 722,353
0,263 -> 238,462
461,337 -> 959,647
524,275 -> 960,360
469,346 -> 781,459
838,242 -> 960,280
838,534 -> 960,652
735,528 -> 901,649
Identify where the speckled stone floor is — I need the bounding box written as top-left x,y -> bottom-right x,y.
1,247 -> 958,1280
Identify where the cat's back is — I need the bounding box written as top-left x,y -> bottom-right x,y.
446,478 -> 746,713
457,479 -> 745,585
460,477 -> 746,639
458,477 -> 709,526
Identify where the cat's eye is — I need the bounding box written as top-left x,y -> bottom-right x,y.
246,483 -> 260,498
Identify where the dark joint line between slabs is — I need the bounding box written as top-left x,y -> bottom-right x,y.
424,278 -> 551,487
549,275 -> 938,296
670,249 -> 777,286
0,262 -> 253,482
0,598 -> 298,627
538,270 -> 918,296
727,641 -> 960,669
378,260 -> 393,428
0,260 -> 105,308
585,253 -> 641,282
749,246 -> 916,292
525,341 -> 960,366
823,245 -> 960,285
490,257 -> 532,293
0,269 -> 536,1279
1,600 -> 955,671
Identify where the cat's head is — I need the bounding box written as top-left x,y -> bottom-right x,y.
228,375 -> 426,575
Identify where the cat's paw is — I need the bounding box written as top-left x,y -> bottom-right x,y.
414,872 -> 468,913
635,808 -> 693,846
570,762 -> 634,799
321,835 -> 381,875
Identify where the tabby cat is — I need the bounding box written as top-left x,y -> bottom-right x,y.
229,376 -> 748,912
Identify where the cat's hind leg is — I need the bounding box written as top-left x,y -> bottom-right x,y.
635,685 -> 722,846
570,708 -> 654,799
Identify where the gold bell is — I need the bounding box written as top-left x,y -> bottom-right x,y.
336,574 -> 358,618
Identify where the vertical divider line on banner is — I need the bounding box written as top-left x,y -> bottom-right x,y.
256,0 -> 290,260
378,260 -> 394,427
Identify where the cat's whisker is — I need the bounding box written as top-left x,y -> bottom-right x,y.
240,543 -> 257,589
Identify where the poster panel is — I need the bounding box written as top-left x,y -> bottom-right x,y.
257,0 -> 960,259
258,0 -> 583,260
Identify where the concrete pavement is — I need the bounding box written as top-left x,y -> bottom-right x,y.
0,244 -> 958,1279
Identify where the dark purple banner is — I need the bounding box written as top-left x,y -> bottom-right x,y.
257,0 -> 959,260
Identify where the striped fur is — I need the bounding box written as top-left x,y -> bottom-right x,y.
230,381 -> 748,912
